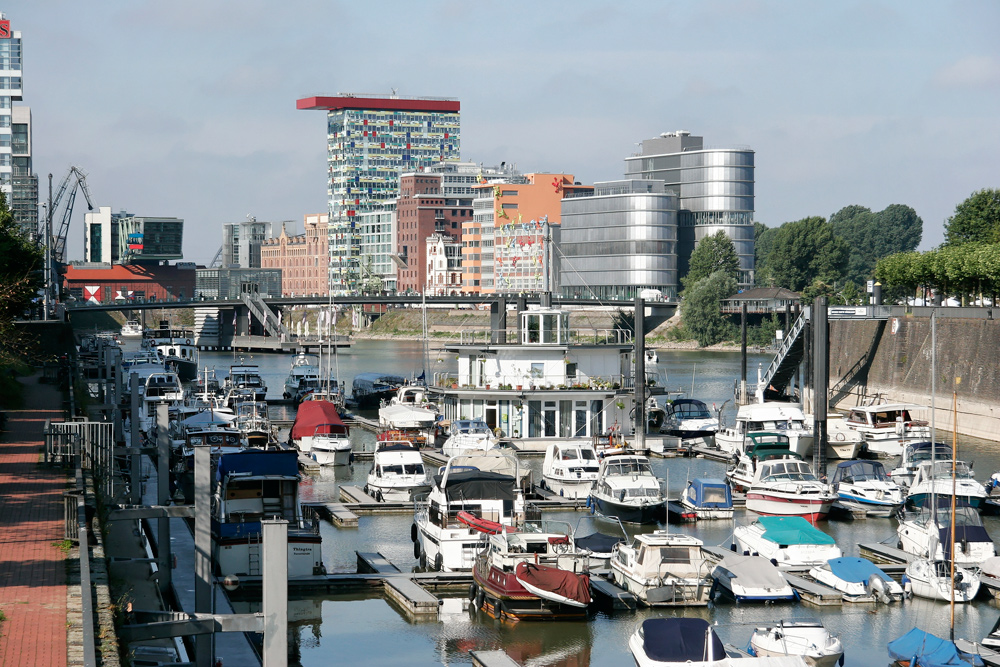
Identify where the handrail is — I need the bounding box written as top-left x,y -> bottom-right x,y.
758,312 -> 807,391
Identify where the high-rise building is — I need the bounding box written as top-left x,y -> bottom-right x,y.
297,94 -> 461,294
356,207 -> 397,293
10,106 -> 36,237
624,131 -> 755,287
222,218 -> 273,268
559,180 -> 679,300
84,207 -> 184,264
0,14 -> 26,229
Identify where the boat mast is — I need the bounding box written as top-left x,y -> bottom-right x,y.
421,290 -> 429,383
950,389 -> 958,640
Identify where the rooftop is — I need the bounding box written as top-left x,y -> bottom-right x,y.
297,94 -> 460,113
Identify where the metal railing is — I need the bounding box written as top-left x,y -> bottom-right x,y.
757,312 -> 807,394
456,327 -> 633,346
45,420 -> 117,501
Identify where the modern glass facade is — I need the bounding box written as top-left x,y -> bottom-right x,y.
222,220 -> 273,268
356,207 -> 397,293
624,132 -> 755,287
559,180 -> 679,300
0,16 -> 25,229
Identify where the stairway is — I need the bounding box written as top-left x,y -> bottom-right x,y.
756,312 -> 807,402
193,308 -> 220,348
240,292 -> 288,338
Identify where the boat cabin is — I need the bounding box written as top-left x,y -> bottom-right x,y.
613,532 -> 707,580
426,469 -> 518,530
847,404 -> 926,429
832,460 -> 891,485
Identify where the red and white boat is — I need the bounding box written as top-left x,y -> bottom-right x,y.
745,457 -> 837,521
290,399 -> 345,454
471,522 -> 591,621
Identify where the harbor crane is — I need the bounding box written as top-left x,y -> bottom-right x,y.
45,166 -> 95,264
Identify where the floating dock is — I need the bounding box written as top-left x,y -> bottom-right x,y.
471,651 -> 523,667
589,576 -> 638,611
383,577 -> 442,619
781,573 -> 843,606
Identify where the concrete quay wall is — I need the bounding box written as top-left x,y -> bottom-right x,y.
828,315 -> 1000,441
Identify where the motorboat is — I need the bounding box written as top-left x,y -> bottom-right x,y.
589,454 -> 666,524
897,498 -> 995,568
572,515 -> 628,569
411,453 -> 523,572
352,372 -> 407,410
660,398 -> 719,440
727,432 -> 799,492
441,418 -> 497,458
290,399 -> 343,454
807,557 -> 904,603
715,403 -> 814,457
153,335 -> 199,381
749,619 -> 844,667
889,441 -> 953,489
140,371 -> 186,432
734,516 -> 842,568
831,460 -> 904,517
804,412 -> 864,459
904,558 -> 980,603
629,618 -> 728,667
844,402 -> 931,458
905,460 -> 988,510
283,353 -> 322,402
235,400 -> 273,449
889,628 -> 984,667
365,441 -> 431,502
609,531 -> 712,606
745,456 -> 838,520
211,449 -> 325,578
378,403 -> 438,448
120,320 -> 144,337
470,520 -> 591,620
679,478 -> 734,520
310,423 -> 352,467
226,364 -> 267,402
541,442 -> 600,499
174,422 -> 244,504
710,553 -> 796,603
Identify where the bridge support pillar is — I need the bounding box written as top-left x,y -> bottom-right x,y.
812,297 -> 829,471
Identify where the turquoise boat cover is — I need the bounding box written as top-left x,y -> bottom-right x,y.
827,557 -> 891,583
887,628 -> 983,667
758,516 -> 835,545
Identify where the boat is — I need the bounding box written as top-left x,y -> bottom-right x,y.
726,432 -> 800,493
589,454 -> 666,524
146,327 -> 199,381
804,412 -> 864,459
710,553 -> 797,603
807,557 -> 904,603
572,515 -> 628,569
234,400 -> 273,449
679,478 -> 734,520
734,516 -> 843,568
470,520 -> 591,620
905,460 -> 988,510
890,442 -> 953,489
830,460 -> 904,517
225,364 -> 268,402
540,441 -> 600,499
744,456 -> 838,520
889,628 -> 984,667
749,619 -> 844,667
352,372 -> 407,410
120,320 -> 144,338
412,453 -> 524,572
283,353 -> 323,402
378,386 -> 439,448
629,618 -> 728,667
609,531 -> 712,606
365,441 -> 431,502
290,399 -> 344,454
310,420 -> 352,467
897,498 -> 995,568
844,402 -> 931,458
715,403 -> 814,457
440,418 -> 497,458
660,398 -> 719,439
173,421 -> 244,504
140,371 -> 186,432
211,449 -> 325,578
904,557 -> 981,603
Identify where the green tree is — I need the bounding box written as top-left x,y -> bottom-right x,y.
829,204 -> 923,285
680,270 -> 738,347
944,188 -> 1000,246
684,230 -> 739,288
753,222 -> 777,286
0,192 -> 43,319
763,216 -> 849,292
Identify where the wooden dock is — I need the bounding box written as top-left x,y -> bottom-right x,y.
315,502 -> 359,527
297,453 -> 320,472
471,651 -> 522,667
858,542 -> 915,565
589,576 -> 638,611
383,577 -> 442,619
346,414 -> 379,432
357,551 -> 401,575
781,573 -> 843,606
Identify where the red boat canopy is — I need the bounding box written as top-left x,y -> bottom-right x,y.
291,400 -> 348,441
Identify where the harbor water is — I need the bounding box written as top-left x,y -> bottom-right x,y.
200,342 -> 1000,667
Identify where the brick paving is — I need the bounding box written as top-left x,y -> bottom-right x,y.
0,375 -> 68,667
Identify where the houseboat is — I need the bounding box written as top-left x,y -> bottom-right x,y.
146,327 -> 199,381
715,403 -> 814,457
844,402 -> 931,458
352,372 -> 407,410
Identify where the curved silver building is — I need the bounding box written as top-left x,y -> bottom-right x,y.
625,131 -> 755,287
558,180 -> 678,300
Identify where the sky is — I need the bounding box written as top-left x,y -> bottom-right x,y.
9,0 -> 1000,264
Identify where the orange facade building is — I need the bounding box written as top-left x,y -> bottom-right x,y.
261,213 -> 330,296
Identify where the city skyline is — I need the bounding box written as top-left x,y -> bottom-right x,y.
11,1 -> 1000,264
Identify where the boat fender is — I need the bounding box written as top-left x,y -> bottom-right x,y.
839,655 -> 845,667
413,539 -> 421,559
476,589 -> 485,610
770,558 -> 779,567
730,543 -> 737,553
469,584 -> 478,601
559,488 -> 564,497
433,553 -> 443,572
418,549 -> 427,569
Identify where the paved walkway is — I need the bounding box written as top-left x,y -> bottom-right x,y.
0,375 -> 68,667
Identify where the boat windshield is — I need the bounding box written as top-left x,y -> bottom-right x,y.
928,461 -> 975,479
834,461 -> 888,483
671,401 -> 712,419
914,504 -> 983,528
605,461 -> 653,476
762,461 -> 819,482
910,445 -> 952,463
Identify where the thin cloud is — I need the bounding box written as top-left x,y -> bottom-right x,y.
932,55 -> 1000,89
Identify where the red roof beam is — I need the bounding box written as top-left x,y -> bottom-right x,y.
296,96 -> 460,113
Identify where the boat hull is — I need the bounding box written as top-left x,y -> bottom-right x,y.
542,477 -> 595,499
592,496 -> 664,524
311,447 -> 351,466
214,532 -> 323,578
745,492 -> 834,521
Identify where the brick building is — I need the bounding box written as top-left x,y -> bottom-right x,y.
260,213 -> 329,296
64,264 -> 196,304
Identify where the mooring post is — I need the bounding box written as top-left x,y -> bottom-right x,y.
634,296 -> 646,451
812,297 -> 829,472
262,519 -> 289,665
194,439 -> 214,666
129,372 -> 141,506
155,403 -> 172,596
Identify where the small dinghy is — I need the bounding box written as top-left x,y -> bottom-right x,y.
457,510 -> 516,535
808,557 -> 904,603
749,619 -> 844,667
514,561 -> 590,608
888,627 -> 984,667
629,618 -> 728,667
711,553 -> 797,603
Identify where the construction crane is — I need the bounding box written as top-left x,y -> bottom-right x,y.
45,166 -> 95,264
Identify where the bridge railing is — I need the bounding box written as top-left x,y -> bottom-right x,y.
431,371 -> 633,392
456,327 -> 632,346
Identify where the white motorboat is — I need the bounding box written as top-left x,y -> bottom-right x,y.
364,441 -> 431,502
710,553 -> 796,603
897,498 -> 995,568
905,459 -> 988,510
290,399 -> 343,454
715,403 -> 814,457
629,618 -> 728,667
441,418 -> 497,458
283,353 -> 322,401
120,320 -> 144,338
745,457 -> 838,520
904,558 -> 980,603
140,371 -> 186,432
660,398 -> 719,440
589,454 -> 666,524
889,441 -> 952,489
541,441 -> 600,499
679,478 -> 734,520
830,460 -> 904,517
310,423 -> 352,467
610,531 -> 712,606
411,453 -> 523,572
378,393 -> 438,448
804,412 -> 864,459
807,557 -> 904,603
726,432 -> 798,492
749,619 -> 844,667
844,402 -> 931,458
226,364 -> 268,402
147,328 -> 199,381
734,516 -> 842,568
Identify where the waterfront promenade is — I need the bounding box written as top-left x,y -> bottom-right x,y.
0,375 -> 68,666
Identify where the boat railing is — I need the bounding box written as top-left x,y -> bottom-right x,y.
431,371 -> 628,391
456,327 -> 632,346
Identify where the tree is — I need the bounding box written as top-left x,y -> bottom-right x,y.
684,230 -> 739,288
829,204 -> 923,285
753,222 -> 778,286
763,216 -> 849,292
944,188 -> 1000,246
0,192 -> 42,319
680,270 -> 738,347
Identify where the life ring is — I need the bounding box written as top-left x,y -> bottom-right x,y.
185,338 -> 192,345
835,433 -> 845,441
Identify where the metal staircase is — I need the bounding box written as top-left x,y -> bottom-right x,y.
240,292 -> 288,338
756,310 -> 808,402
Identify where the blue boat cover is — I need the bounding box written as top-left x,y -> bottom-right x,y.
689,478 -> 733,509
887,628 -> 983,667
217,450 -> 299,480
641,618 -> 725,663
758,516 -> 835,545
827,557 -> 892,583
